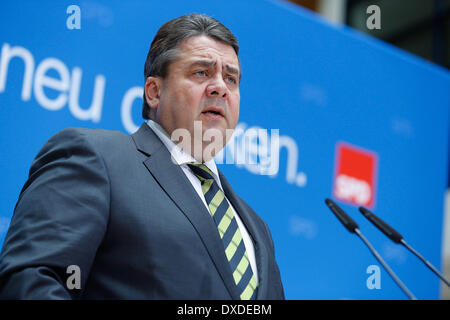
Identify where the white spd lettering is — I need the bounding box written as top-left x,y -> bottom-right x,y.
335,174 -> 371,205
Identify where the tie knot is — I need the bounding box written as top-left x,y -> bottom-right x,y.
187,162 -> 215,182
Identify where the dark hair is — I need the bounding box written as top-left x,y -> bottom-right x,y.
142,13 -> 240,120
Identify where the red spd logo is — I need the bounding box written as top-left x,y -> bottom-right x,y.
333,142 -> 378,208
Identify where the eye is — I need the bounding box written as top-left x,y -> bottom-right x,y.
225,76 -> 237,84
194,70 -> 207,77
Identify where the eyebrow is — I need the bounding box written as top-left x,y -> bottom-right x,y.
188,60 -> 240,77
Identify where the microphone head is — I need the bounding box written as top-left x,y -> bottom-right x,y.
359,207 -> 403,243
325,198 -> 359,233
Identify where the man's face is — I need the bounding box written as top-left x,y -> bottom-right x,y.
146,35 -> 240,160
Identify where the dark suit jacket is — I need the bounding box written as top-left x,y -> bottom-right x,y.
0,123 -> 284,299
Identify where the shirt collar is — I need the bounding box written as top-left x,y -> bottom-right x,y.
146,120 -> 221,183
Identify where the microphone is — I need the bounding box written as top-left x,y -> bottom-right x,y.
325,198 -> 417,300
359,206 -> 450,288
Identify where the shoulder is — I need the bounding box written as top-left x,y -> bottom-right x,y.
39,127 -> 132,156
49,127 -> 129,145
30,127 -> 132,173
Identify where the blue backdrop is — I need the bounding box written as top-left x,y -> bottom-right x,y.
1,0 -> 449,299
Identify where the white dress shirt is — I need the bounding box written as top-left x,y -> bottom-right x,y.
146,120 -> 258,282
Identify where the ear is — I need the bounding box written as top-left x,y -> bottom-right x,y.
144,76 -> 162,110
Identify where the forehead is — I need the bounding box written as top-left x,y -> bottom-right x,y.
175,35 -> 240,70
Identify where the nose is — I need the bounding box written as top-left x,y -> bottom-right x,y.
206,75 -> 227,98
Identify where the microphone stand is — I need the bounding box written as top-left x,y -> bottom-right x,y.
355,228 -> 417,300
325,198 -> 417,300
400,239 -> 450,287
359,206 -> 450,288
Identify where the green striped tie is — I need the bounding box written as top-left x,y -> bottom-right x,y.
187,163 -> 258,300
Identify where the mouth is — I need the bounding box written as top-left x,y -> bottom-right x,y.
201,106 -> 225,119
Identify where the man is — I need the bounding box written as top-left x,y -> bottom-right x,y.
0,13 -> 284,300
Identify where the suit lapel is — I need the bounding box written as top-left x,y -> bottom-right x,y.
219,171 -> 270,300
131,124 -> 240,299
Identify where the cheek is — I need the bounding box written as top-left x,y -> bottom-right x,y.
165,86 -> 199,119
180,86 -> 204,114
229,94 -> 240,120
